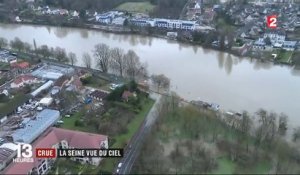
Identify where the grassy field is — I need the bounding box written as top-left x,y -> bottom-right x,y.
99,98 -> 154,173
276,50 -> 293,63
116,1 -> 155,14
212,157 -> 235,174
60,109 -> 97,133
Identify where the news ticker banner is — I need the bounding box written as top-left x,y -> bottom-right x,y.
35,148 -> 124,158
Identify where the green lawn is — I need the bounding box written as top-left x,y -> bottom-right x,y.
116,1 -> 156,14
60,109 -> 96,133
276,50 -> 293,63
82,76 -> 109,89
0,62 -> 10,70
212,157 -> 235,174
99,98 -> 155,172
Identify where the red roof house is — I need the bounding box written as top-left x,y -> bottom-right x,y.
11,62 -> 30,69
3,127 -> 108,175
10,74 -> 38,88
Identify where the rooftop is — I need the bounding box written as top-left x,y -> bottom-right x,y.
4,127 -> 108,174
11,109 -> 60,143
31,64 -> 74,80
90,90 -> 109,100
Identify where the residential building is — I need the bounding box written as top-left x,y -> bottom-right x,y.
253,38 -> 266,50
129,18 -> 155,27
95,11 -> 124,24
154,19 -> 197,30
122,91 -> 134,102
89,90 -> 109,101
11,61 -> 30,69
112,17 -> 126,26
10,74 -> 38,88
263,31 -> 286,46
3,127 -> 108,175
282,41 -> 297,51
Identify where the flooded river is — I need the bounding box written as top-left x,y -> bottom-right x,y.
0,23 -> 300,130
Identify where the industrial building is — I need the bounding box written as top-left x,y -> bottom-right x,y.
30,80 -> 54,97
31,64 -> 75,80
11,109 -> 60,143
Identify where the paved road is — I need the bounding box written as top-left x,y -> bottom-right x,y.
114,94 -> 162,175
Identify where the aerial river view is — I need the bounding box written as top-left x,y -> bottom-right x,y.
1,23 -> 300,130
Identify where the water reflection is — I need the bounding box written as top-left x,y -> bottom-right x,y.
46,26 -> 51,34
253,60 -> 273,70
0,23 -> 21,30
54,27 -> 70,38
192,46 -> 198,54
217,52 -> 225,69
80,29 -> 89,38
291,66 -> 300,77
225,54 -> 233,75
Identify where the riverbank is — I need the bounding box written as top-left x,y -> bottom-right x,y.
1,20 -> 295,68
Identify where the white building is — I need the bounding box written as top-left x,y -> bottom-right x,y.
154,18 -> 197,30
112,17 -> 126,26
282,41 -> 297,51
263,32 -> 286,46
253,38 -> 266,50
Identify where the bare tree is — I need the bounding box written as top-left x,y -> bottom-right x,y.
110,47 -> 125,77
278,114 -> 288,136
0,37 -> 8,49
54,47 -> 68,63
10,37 -> 24,52
82,52 -> 92,69
124,50 -> 141,80
23,42 -> 32,53
93,43 -> 111,73
37,45 -> 51,58
151,74 -> 170,92
293,127 -> 300,142
68,52 -> 77,66
239,111 -> 252,152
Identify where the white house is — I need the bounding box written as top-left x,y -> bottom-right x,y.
154,18 -> 197,30
10,75 -> 38,88
282,41 -> 297,51
129,18 -> 155,27
253,38 -> 266,50
263,32 -> 286,46
112,17 -> 126,26
72,10 -> 79,17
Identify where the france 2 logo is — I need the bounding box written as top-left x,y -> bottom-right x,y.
267,15 -> 277,29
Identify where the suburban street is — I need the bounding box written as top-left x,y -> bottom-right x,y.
115,94 -> 162,175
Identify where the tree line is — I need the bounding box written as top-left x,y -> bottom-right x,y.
0,37 -> 148,80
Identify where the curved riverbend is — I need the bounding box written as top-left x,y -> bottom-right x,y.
1,23 -> 300,129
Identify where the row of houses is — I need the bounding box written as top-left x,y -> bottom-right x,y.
253,31 -> 298,50
95,11 -> 199,31
130,18 -> 198,30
